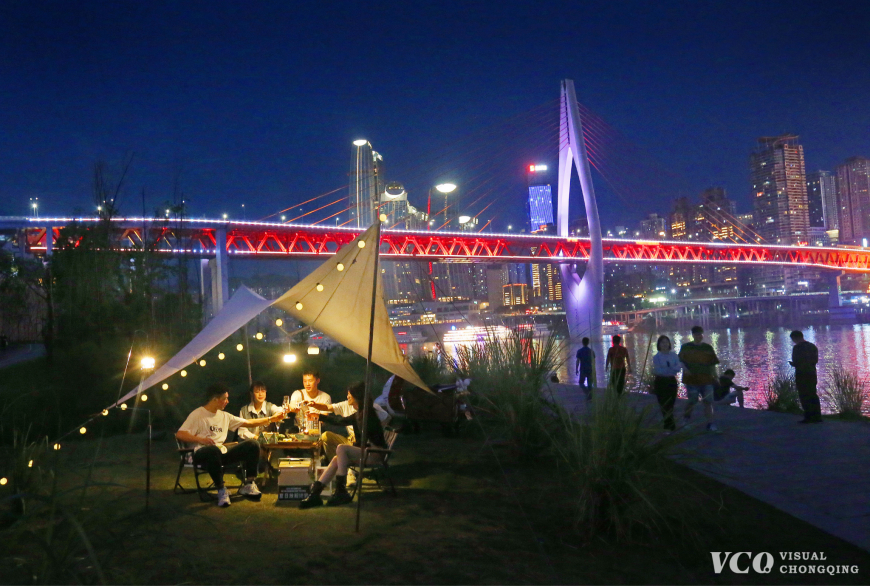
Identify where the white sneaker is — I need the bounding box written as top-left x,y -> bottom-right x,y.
217,487 -> 231,507
239,482 -> 262,500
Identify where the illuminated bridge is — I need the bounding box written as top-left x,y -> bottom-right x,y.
5,216 -> 870,272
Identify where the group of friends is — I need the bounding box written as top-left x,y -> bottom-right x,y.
175,369 -> 403,508
575,326 -> 821,432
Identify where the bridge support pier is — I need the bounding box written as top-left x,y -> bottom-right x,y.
200,227 -> 230,323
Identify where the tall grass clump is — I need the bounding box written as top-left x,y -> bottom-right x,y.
448,329 -> 563,457
763,371 -> 802,414
409,351 -> 451,387
823,366 -> 869,419
548,393 -> 704,542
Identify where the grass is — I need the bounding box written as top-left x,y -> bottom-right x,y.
763,371 -> 802,414
2,420 -> 869,585
823,366 -> 869,420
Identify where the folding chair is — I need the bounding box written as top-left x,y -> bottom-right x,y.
173,440 -> 245,502
349,428 -> 398,498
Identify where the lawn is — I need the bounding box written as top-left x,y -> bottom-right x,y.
2,418 -> 869,585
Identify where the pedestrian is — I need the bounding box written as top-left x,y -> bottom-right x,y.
714,369 -> 747,408
789,330 -> 822,423
605,335 -> 631,395
575,337 -> 595,400
652,335 -> 680,432
678,325 -> 721,433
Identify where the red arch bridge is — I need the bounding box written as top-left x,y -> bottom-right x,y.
6,218 -> 870,272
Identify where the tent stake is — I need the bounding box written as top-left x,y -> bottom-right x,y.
355,220 -> 381,533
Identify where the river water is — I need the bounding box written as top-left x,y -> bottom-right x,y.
433,324 -> 870,414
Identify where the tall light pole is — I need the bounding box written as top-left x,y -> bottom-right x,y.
30,197 -> 39,218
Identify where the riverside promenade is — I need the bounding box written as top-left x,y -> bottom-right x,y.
548,383 -> 870,552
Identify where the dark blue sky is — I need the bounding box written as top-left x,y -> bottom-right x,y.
2,0 -> 868,229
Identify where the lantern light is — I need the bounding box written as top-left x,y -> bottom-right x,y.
162,383 -> 169,390
181,370 -> 188,377
141,356 -> 156,370
283,354 -> 297,364
199,359 -> 207,366
316,283 -> 324,292
295,302 -> 303,310
236,344 -> 244,351
218,352 -> 225,360
336,263 -> 344,272
307,346 -> 320,355
79,427 -> 87,435
275,318 -> 283,327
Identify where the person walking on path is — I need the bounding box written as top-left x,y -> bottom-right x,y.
789,330 -> 822,424
652,335 -> 681,432
678,325 -> 721,433
575,337 -> 596,400
605,335 -> 631,395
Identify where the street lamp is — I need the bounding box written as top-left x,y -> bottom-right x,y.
222,213 -> 228,220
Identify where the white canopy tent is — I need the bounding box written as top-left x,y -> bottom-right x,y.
110,222 -> 431,408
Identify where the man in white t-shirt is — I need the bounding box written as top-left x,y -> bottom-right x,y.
289,369 -> 332,431
176,383 -> 285,508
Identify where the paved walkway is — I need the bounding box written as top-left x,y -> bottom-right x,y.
548,383 -> 870,552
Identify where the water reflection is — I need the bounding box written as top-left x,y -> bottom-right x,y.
424,324 -> 870,414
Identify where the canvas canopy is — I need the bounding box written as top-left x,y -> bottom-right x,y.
111,222 -> 430,408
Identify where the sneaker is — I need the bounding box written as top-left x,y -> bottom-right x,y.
217,487 -> 231,508
239,482 -> 262,500
706,423 -> 721,433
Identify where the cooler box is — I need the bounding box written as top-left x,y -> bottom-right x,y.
277,458 -> 312,501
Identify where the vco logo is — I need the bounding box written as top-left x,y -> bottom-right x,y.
711,552 -> 774,574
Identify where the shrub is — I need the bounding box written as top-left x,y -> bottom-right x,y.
548,392 -> 705,542
763,371 -> 802,414
447,329 -> 563,457
409,351 -> 450,387
822,366 -> 868,419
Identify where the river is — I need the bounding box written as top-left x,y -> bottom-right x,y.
431,324 -> 870,414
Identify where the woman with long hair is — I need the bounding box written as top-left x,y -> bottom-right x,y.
652,335 -> 681,432
299,381 -> 387,509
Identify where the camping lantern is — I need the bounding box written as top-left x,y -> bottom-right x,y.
141,356 -> 155,370
283,353 -> 297,364
307,346 -> 320,355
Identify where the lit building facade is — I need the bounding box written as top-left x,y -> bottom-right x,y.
806,171 -> 836,229
750,135 -> 810,245
503,283 -> 528,307
836,157 -> 870,245
526,164 -> 554,232
349,140 -> 385,228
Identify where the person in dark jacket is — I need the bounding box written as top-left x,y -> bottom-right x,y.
299,381 -> 387,509
789,330 -> 822,423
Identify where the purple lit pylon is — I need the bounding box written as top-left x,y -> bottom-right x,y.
558,79 -> 604,342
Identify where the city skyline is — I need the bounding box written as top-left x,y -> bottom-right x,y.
2,2 -> 869,231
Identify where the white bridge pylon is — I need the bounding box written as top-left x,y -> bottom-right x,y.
557,79 -> 604,342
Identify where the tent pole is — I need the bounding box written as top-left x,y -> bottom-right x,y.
355,220 -> 381,533
244,323 -> 253,386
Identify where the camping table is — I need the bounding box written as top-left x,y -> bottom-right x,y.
261,440 -> 320,467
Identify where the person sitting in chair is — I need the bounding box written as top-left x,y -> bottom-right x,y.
237,381 -> 284,440
289,369 -> 332,431
308,394 -> 390,462
176,382 -> 285,508
299,382 -> 387,509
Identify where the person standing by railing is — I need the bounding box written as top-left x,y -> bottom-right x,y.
789,330 -> 821,424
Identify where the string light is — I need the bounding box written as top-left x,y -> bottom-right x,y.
256,332 -> 264,340
336,263 -> 344,272
236,344 -> 244,351
181,370 -> 188,377
141,395 -> 148,402
162,383 -> 169,390
120,404 -> 128,410
0,478 -> 7,485
379,213 -> 388,222
102,409 -> 109,416
275,318 -> 283,327
28,460 -> 33,468
199,359 -> 207,366
79,427 -> 87,435
316,283 -> 324,292
53,443 -> 61,450
295,302 -> 303,310
218,353 -> 225,360
358,240 -> 366,248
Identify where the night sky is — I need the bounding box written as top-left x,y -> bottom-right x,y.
2,1 -> 869,230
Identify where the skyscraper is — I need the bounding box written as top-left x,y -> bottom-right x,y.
750,135 -> 810,245
349,140 -> 385,228
526,164 -> 554,232
836,157 -> 870,245
806,171 -> 837,229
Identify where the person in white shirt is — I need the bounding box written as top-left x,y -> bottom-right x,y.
289,369 -> 332,431
651,335 -> 681,432
237,381 -> 285,441
176,383 -> 285,507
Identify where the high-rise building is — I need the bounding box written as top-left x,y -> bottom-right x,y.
750,135 -> 810,245
806,171 -> 836,229
526,164 -> 554,232
836,157 -> 870,245
349,140 -> 385,228
638,213 -> 667,239
503,283 -> 528,307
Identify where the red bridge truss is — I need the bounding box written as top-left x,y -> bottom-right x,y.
10,218 -> 870,272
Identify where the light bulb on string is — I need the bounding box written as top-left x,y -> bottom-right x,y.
120,404 -> 128,410
218,353 -> 225,360
28,460 -> 33,468
236,344 -> 244,351
316,283 -> 324,292
181,370 -> 188,377
199,359 -> 206,366
336,263 -> 344,272
101,409 -> 109,416
255,332 -> 264,340
357,240 -> 366,248
53,443 -> 61,451
295,302 -> 303,310
79,427 -> 87,435
141,395 -> 148,402
0,478 -> 7,485
162,383 -> 169,390
275,318 -> 283,327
